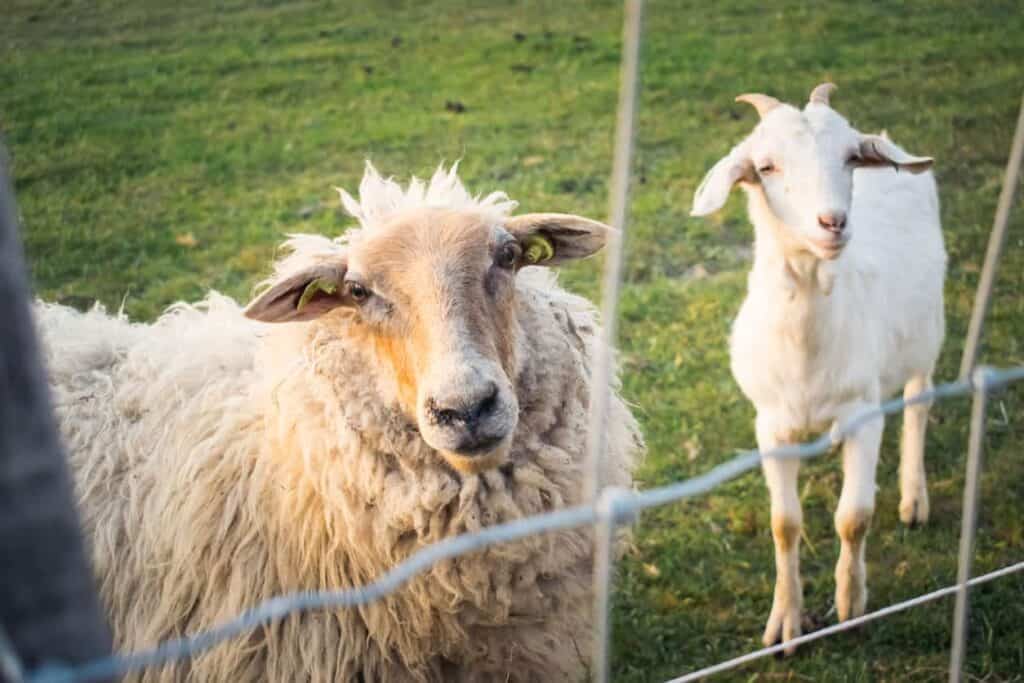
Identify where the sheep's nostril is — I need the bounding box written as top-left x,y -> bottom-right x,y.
426,383 -> 500,429
426,399 -> 463,427
470,384 -> 499,423
435,408 -> 462,426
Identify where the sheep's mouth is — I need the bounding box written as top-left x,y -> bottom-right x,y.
441,439 -> 512,474
453,433 -> 507,455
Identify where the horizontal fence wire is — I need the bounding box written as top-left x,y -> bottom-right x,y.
27,364 -> 1024,683
665,560 -> 1024,683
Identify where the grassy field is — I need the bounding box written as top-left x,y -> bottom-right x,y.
3,1 -> 1024,680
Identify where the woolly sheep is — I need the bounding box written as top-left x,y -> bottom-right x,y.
37,163 -> 643,682
691,83 -> 946,652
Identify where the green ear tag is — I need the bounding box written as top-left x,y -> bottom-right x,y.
523,236 -> 554,265
297,277 -> 338,311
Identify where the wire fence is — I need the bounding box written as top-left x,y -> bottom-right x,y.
6,0 -> 1024,681
19,366 -> 1024,683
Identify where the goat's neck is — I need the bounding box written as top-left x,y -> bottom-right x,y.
745,186 -> 836,299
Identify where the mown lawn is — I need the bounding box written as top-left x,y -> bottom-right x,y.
3,1 -> 1023,680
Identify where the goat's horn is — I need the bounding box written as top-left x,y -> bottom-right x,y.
809,82 -> 837,106
735,93 -> 781,119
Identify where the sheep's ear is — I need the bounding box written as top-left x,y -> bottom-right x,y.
857,134 -> 933,174
690,146 -> 755,216
505,213 -> 611,266
244,262 -> 350,323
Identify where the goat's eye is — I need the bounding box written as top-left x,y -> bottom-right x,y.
346,282 -> 371,303
847,153 -> 863,165
758,162 -> 776,175
495,242 -> 521,270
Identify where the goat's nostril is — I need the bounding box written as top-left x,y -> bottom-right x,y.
817,212 -> 847,233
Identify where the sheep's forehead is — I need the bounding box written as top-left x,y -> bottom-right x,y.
349,209 -> 500,287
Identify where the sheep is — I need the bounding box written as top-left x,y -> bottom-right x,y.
36,162 -> 643,682
690,83 -> 946,652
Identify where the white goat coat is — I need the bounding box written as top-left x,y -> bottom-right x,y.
731,164 -> 946,432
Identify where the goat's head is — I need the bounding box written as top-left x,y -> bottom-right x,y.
244,165 -> 609,474
691,83 -> 933,260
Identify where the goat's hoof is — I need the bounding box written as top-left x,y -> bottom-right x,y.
836,590 -> 867,622
899,494 -> 929,527
763,607 -> 802,655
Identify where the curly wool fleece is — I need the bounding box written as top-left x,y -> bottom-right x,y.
37,166 -> 643,682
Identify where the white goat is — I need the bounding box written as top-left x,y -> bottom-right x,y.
691,83 -> 946,651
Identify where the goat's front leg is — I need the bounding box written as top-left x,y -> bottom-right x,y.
757,414 -> 803,653
834,405 -> 883,621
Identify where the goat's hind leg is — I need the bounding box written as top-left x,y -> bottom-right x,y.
899,373 -> 932,526
834,406 -> 883,621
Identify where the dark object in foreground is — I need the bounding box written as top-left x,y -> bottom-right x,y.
0,147 -> 112,676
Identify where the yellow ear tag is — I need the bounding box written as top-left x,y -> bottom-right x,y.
523,236 -> 554,265
297,277 -> 338,312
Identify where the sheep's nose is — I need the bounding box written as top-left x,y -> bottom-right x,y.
426,383 -> 500,431
817,211 -> 847,234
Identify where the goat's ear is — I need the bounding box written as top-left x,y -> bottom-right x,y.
690,146 -> 755,217
244,262 -> 350,323
857,135 -> 933,174
505,213 -> 611,266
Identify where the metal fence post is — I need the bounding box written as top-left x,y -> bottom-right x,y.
585,0 -> 645,502
587,1 -> 644,681
959,92 -> 1024,378
0,145 -> 113,678
0,624 -> 24,683
948,367 -> 993,682
592,489 -> 630,683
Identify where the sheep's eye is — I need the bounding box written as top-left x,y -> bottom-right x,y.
495,242 -> 521,270
847,153 -> 863,166
346,281 -> 371,303
758,162 -> 776,175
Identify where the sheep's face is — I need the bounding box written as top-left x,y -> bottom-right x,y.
245,208 -> 609,474
691,84 -> 934,261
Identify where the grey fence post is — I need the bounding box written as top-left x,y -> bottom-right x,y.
959,92 -> 1024,378
585,0 -> 645,503
948,367 -> 993,682
588,1 -> 644,682
0,145 -> 113,679
0,624 -> 23,683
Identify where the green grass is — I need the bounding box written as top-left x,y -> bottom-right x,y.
3,1 -> 1024,680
